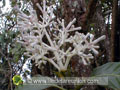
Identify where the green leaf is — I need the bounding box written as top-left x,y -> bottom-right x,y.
15,75 -> 66,90
13,55 -> 19,63
91,62 -> 120,89
90,23 -> 95,27
0,35 -> 4,43
11,1 -> 17,7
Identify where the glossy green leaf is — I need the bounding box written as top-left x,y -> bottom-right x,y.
15,75 -> 66,90
91,62 -> 120,89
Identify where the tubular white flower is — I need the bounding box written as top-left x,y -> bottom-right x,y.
92,35 -> 106,44
17,0 -> 106,72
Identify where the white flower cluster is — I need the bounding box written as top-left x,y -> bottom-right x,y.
17,0 -> 106,71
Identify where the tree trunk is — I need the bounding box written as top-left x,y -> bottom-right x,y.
111,0 -> 118,61
114,0 -> 120,61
